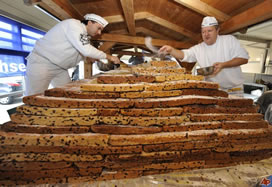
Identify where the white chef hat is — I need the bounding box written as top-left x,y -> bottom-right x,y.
201,16 -> 218,28
84,13 -> 108,27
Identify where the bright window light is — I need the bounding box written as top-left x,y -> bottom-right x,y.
0,21 -> 12,31
21,28 -> 43,39
22,36 -> 36,45
0,40 -> 12,48
0,31 -> 12,39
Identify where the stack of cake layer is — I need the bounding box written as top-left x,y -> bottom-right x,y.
0,61 -> 271,185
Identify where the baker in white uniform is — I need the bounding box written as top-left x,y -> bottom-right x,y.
159,16 -> 249,96
25,13 -> 120,96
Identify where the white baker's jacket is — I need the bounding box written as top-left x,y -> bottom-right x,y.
181,35 -> 249,89
32,19 -> 107,69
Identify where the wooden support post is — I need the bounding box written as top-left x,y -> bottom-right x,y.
84,58 -> 95,78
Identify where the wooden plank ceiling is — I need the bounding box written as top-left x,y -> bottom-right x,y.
31,0 -> 272,57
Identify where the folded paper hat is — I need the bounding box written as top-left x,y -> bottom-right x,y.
201,16 -> 218,28
84,13 -> 108,27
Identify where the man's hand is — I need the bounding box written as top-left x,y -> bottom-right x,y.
159,45 -> 173,55
213,58 -> 248,75
107,55 -> 120,64
159,45 -> 184,60
213,62 -> 224,75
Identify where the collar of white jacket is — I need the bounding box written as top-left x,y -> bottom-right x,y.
201,16 -> 218,28
84,13 -> 108,27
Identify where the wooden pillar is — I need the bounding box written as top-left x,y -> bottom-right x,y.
83,42 -> 116,78
84,58 -> 95,78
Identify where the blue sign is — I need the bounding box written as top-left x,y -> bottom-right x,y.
0,54 -> 26,77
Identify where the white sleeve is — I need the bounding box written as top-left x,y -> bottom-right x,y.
229,35 -> 249,59
64,22 -> 107,59
181,47 -> 197,62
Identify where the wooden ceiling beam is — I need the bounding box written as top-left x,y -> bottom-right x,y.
146,15 -> 200,41
104,12 -> 149,23
53,0 -> 82,19
95,33 -> 193,49
105,12 -> 199,41
173,0 -> 230,22
110,29 -> 128,35
110,27 -> 171,40
229,0 -> 265,17
104,14 -> 124,23
99,42 -> 116,53
220,0 -> 272,34
136,27 -> 170,40
41,0 -> 82,20
120,0 -> 136,35
39,0 -> 70,20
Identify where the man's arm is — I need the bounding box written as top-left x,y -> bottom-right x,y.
106,54 -> 120,64
213,58 -> 248,75
159,45 -> 185,60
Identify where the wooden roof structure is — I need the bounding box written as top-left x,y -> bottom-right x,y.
28,0 -> 272,56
